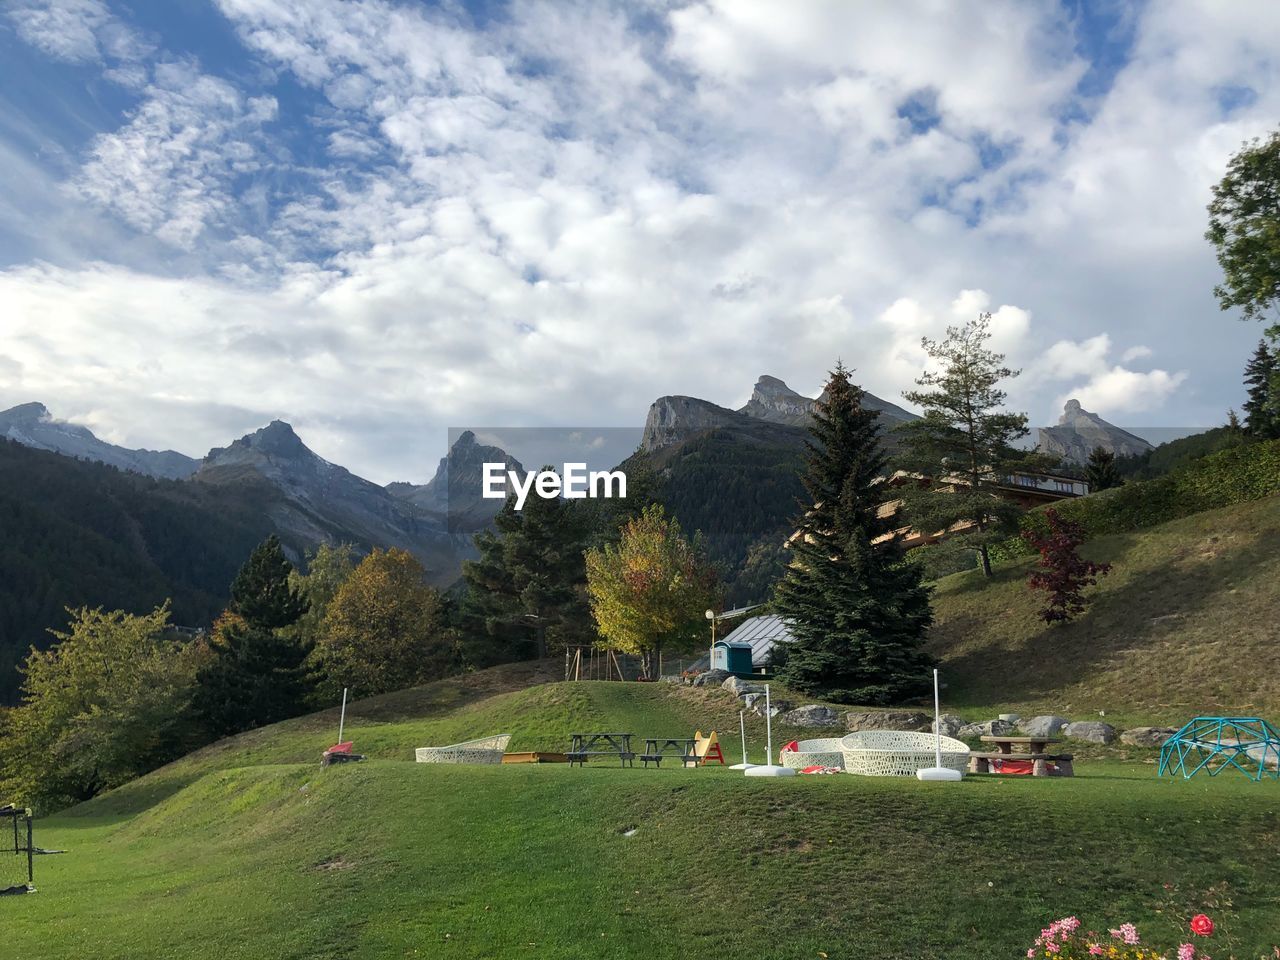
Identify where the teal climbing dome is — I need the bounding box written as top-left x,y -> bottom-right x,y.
1158,717 -> 1280,781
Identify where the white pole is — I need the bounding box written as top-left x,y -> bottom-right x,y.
916,668 -> 962,782
743,683 -> 796,777
765,684 -> 773,764
337,687 -> 348,743
740,710 -> 749,765
933,668 -> 943,768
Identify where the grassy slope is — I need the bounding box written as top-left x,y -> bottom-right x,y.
931,493 -> 1280,726
8,496 -> 1280,958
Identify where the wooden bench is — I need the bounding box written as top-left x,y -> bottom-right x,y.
568,733 -> 636,768
969,752 -> 1074,777
639,738 -> 698,768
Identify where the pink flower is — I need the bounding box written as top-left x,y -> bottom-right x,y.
1046,942 -> 1060,955
1114,923 -> 1140,945
1179,945 -> 1196,960
1089,946 -> 1105,956
1027,950 -> 1036,958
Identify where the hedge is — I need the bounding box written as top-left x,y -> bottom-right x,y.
989,437 -> 1280,563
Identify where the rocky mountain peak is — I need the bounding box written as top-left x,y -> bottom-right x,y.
1,401 -> 51,423
642,396 -> 747,451
1037,399 -> 1154,465
738,375 -> 815,425
0,401 -> 198,480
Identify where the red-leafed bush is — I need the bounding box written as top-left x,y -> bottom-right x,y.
1021,508 -> 1112,623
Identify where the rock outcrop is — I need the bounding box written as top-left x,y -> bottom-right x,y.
737,375 -> 919,428
386,430 -> 524,531
1064,720 -> 1118,744
1036,399 -> 1154,465
845,711 -> 932,733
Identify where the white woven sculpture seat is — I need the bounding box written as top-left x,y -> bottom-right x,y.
779,738 -> 846,770
841,731 -> 969,777
415,734 -> 512,765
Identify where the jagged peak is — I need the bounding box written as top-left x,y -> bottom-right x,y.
0,401 -> 52,423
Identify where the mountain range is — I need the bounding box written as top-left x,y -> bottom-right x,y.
0,382 -> 1186,699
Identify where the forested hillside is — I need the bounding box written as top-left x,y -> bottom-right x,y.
0,440 -> 277,701
627,424 -> 808,605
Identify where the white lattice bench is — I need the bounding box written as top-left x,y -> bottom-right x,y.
415,734 -> 511,765
841,731 -> 969,777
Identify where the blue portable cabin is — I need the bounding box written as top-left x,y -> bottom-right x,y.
711,640 -> 754,677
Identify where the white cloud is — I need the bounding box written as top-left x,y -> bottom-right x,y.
1060,367 -> 1189,415
1,0 -> 1273,479
73,63 -> 279,249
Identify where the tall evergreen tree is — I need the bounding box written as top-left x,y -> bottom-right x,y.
895,313 -> 1041,576
772,364 -> 933,705
193,536 -> 311,736
1084,446 -> 1121,492
459,474 -> 600,664
1242,339 -> 1279,439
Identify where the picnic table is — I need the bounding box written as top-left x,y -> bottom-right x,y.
639,738 -> 698,768
567,733 -> 636,768
970,735 -> 1074,777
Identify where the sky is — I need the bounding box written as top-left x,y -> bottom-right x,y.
1,0 -> 1277,485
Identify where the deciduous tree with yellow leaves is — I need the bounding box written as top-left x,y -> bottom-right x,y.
311,548 -> 453,697
584,504 -> 718,679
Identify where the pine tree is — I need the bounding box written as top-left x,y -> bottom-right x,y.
193,536 -> 311,736
459,475 -> 598,664
230,534 -> 308,628
772,364 -> 933,704
895,313 -> 1039,576
1084,446 -> 1121,492
1242,339 -> 1279,439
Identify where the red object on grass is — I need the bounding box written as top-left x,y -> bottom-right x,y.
326,741 -> 354,755
1190,914 -> 1214,936
991,759 -> 1034,775
780,740 -> 799,754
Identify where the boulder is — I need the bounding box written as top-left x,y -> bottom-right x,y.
845,711 -> 932,733
932,714 -> 964,738
958,719 -> 1014,738
751,697 -> 792,718
1120,727 -> 1177,748
1064,720 -> 1117,744
741,693 -> 765,712
722,675 -> 764,697
778,705 -> 842,728
1019,715 -> 1071,738
691,669 -> 731,688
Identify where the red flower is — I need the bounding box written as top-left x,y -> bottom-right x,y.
1190,914 -> 1215,937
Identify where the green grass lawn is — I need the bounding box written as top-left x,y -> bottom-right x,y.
7,761 -> 1279,960
6,678 -> 1280,960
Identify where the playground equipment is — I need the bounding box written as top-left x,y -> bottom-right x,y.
729,710 -> 756,770
1,804 -> 33,895
415,734 -> 512,765
778,738 -> 846,771
842,730 -> 969,777
1158,717 -> 1280,781
743,686 -> 798,778
916,669 -> 964,782
692,730 -> 726,766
